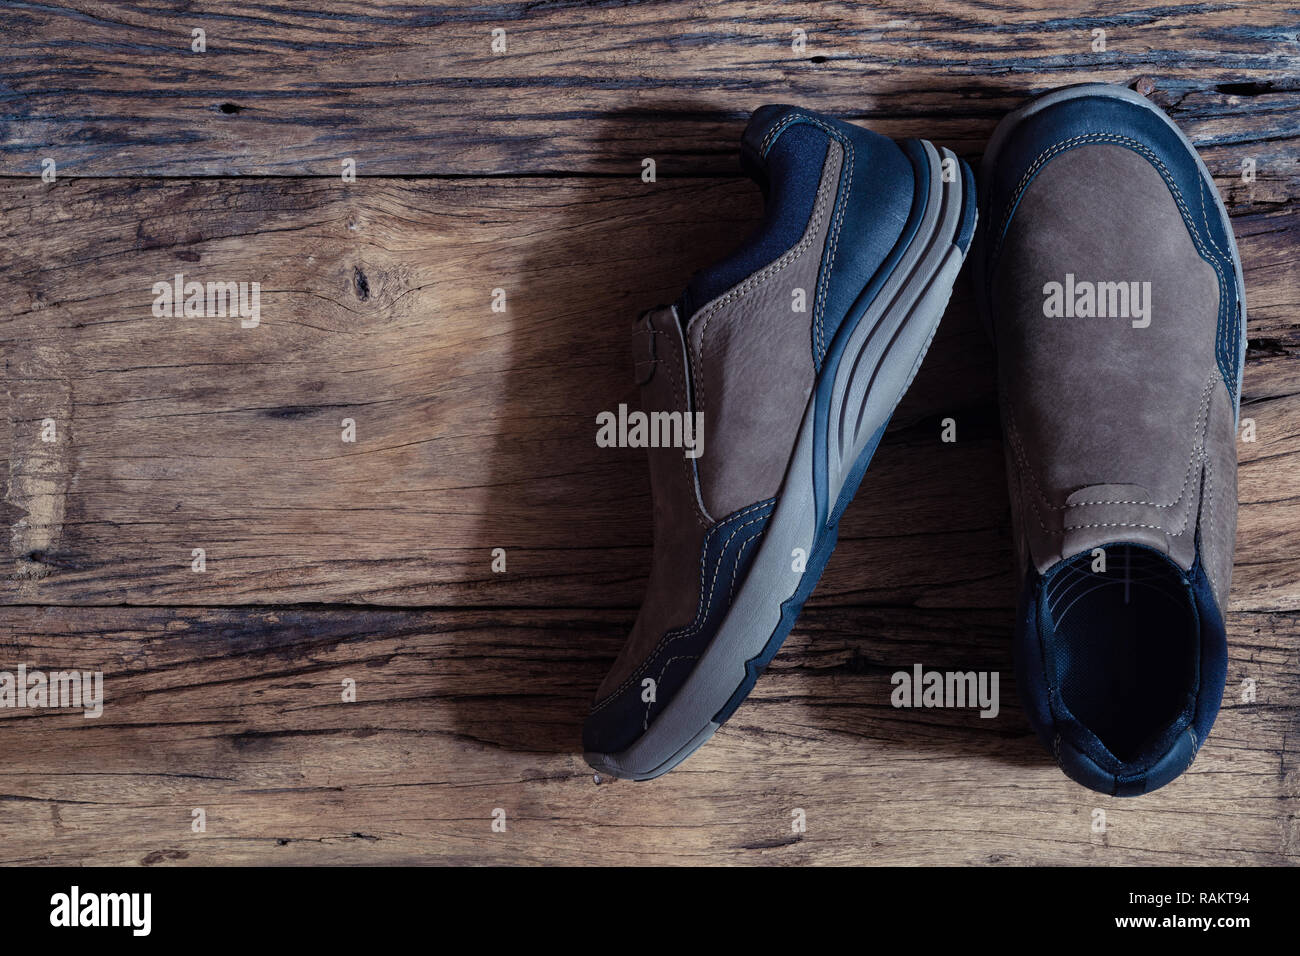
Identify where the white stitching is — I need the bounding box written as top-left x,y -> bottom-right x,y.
690,139 -> 840,416
1006,370 -> 1215,539
651,311 -> 711,529
1059,521 -> 1169,531
991,131 -> 1233,395
644,521 -> 766,727
589,500 -> 773,713
729,530 -> 761,603
995,134 -> 1227,309
814,128 -> 852,360
642,654 -> 697,730
1197,174 -> 1239,397
590,504 -> 770,712
753,111 -> 854,362
1007,371 -> 1216,515
1197,173 -> 1230,261
1203,451 -> 1213,544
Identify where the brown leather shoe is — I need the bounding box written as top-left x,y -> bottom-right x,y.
585,104 -> 976,778
976,84 -> 1246,795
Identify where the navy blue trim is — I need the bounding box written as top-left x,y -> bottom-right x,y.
583,499 -> 775,754
954,158 -> 978,254
980,90 -> 1244,410
1014,542 -> 1228,796
714,420 -> 891,725
810,139 -> 931,538
806,126 -> 916,372
678,121 -> 829,320
590,107 -> 973,755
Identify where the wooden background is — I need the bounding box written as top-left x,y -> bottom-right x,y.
1,1 -> 1297,865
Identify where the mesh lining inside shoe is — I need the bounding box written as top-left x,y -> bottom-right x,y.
1043,544 -> 1197,764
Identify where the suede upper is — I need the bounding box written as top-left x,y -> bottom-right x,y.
978,86 -> 1243,796
585,107 -> 918,755
992,143 -> 1237,611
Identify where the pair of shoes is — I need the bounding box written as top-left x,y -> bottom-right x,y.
583,85 -> 1245,796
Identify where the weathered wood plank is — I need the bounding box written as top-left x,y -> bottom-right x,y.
3,1 -> 1299,175
0,604 -> 1293,864
3,176 -> 1296,609
2,0 -> 1295,873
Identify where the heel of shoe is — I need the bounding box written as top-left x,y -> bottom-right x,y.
912,137 -> 978,254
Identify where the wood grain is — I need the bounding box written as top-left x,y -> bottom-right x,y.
3,177 -> 1296,610
2,0 -> 1297,867
1,1 -> 1298,175
0,604 -> 1294,865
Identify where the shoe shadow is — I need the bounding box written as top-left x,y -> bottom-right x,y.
457,92 -> 1054,773
791,265 -> 1044,771
454,103 -> 761,761
787,71 -> 1063,770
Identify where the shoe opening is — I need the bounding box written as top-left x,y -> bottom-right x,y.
1043,544 -> 1198,764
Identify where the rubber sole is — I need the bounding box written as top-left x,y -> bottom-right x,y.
586,139 -> 976,780
976,82 -> 1248,412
